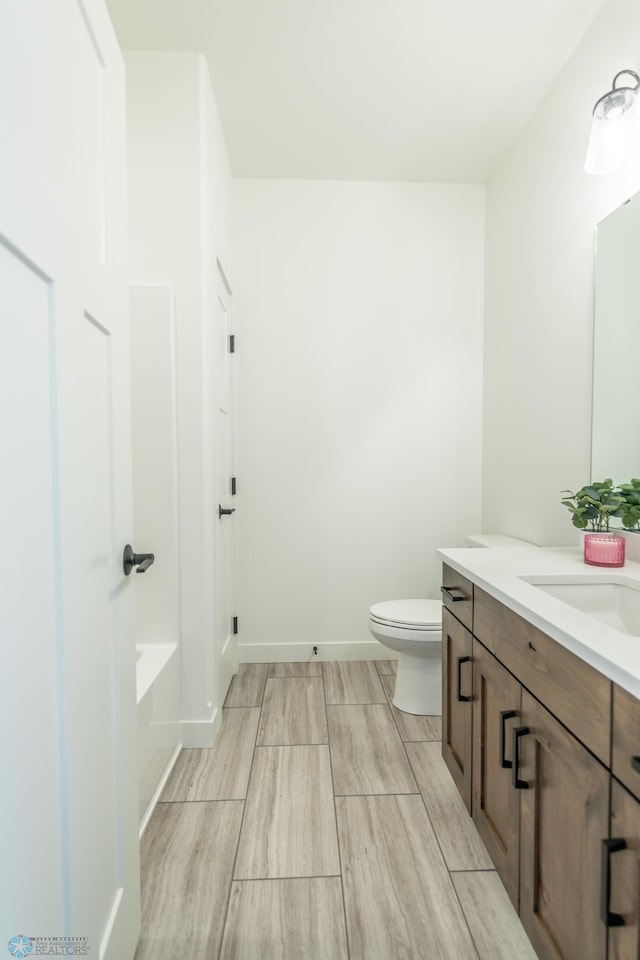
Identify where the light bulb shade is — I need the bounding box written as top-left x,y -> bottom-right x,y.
585,70 -> 640,175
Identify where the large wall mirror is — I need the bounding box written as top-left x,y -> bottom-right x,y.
591,190 -> 640,484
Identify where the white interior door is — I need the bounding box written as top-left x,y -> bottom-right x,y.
0,2 -> 140,958
213,265 -> 238,704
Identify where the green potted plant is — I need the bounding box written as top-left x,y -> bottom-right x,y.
560,479 -> 625,531
618,478 -> 640,531
560,479 -> 625,566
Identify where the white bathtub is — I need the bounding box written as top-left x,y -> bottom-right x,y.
136,643 -> 181,835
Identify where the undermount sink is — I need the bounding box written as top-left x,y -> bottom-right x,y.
521,575 -> 640,637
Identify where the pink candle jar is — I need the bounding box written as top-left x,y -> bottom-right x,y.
583,533 -> 625,567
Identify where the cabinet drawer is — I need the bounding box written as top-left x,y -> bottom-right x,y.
613,683 -> 640,800
441,563 -> 473,632
474,587 -> 611,765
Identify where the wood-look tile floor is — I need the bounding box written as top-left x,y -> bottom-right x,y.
136,660 -> 539,960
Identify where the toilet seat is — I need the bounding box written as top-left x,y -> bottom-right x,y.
369,599 -> 441,631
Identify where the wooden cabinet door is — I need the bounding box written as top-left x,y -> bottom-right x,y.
442,607 -> 473,811
472,639 -> 521,908
609,779 -> 640,960
612,683 -> 640,801
519,690 -> 609,960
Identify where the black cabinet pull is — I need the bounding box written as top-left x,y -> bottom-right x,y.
218,505 -> 236,519
500,710 -> 516,768
631,756 -> 640,775
441,586 -> 466,603
123,544 -> 155,576
512,726 -> 530,789
456,656 -> 471,702
601,837 -> 626,927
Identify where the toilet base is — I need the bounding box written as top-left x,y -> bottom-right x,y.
392,652 -> 442,716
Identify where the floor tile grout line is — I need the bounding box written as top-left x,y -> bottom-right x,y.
256,675 -> 328,749
325,699 -> 388,706
252,743 -> 331,753
333,791 -> 422,798
214,670 -> 265,960
401,735 -> 484,960
323,663 -> 352,960
449,868 -> 484,960
402,736 -> 454,869
326,661 -> 481,957
379,671 -> 406,743
230,873 -> 343,883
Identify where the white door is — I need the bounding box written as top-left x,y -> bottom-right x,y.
213,265 -> 238,704
0,2 -> 140,958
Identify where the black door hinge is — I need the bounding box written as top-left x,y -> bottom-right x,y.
229,334 -> 235,353
232,616 -> 238,635
231,477 -> 237,495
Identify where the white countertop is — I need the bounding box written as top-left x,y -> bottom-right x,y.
437,545 -> 640,699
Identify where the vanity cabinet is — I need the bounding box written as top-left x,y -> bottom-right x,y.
518,688 -> 609,960
471,639 -> 521,908
442,564 -> 640,960
441,564 -> 474,811
608,778 -> 640,960
471,637 -> 608,959
612,683 -> 640,799
473,587 -> 610,766
442,606 -> 473,811
609,685 -> 640,960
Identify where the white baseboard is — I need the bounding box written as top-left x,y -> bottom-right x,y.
237,639 -> 391,663
138,742 -> 182,838
180,705 -> 222,748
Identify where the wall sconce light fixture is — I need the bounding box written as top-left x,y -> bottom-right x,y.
585,69 -> 640,175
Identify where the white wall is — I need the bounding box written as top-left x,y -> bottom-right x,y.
125,51 -> 233,741
232,180 -> 485,660
483,0 -> 640,546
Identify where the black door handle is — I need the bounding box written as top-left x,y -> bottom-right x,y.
456,656 -> 471,702
601,837 -> 626,927
123,544 -> 155,576
512,726 -> 530,789
500,710 -> 517,768
218,505 -> 236,519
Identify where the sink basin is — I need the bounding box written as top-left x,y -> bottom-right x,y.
521,575 -> 640,636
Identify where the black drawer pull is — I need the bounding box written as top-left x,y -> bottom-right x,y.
512,726 -> 530,789
601,837 -> 626,927
500,710 -> 516,768
631,756 -> 640,774
456,656 -> 471,702
441,586 -> 466,603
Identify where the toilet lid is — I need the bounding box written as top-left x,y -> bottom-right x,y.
369,599 -> 442,628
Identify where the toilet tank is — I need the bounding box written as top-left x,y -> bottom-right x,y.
465,534 -> 535,549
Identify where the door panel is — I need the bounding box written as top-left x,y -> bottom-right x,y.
472,640 -> 521,908
0,0 -> 111,262
0,2 -> 139,956
0,240 -> 67,931
519,690 -> 608,960
213,265 -> 237,705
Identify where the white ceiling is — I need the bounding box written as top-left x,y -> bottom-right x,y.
106,0 -> 608,183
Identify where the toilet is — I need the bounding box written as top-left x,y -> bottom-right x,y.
369,598 -> 443,715
369,534 -> 535,716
